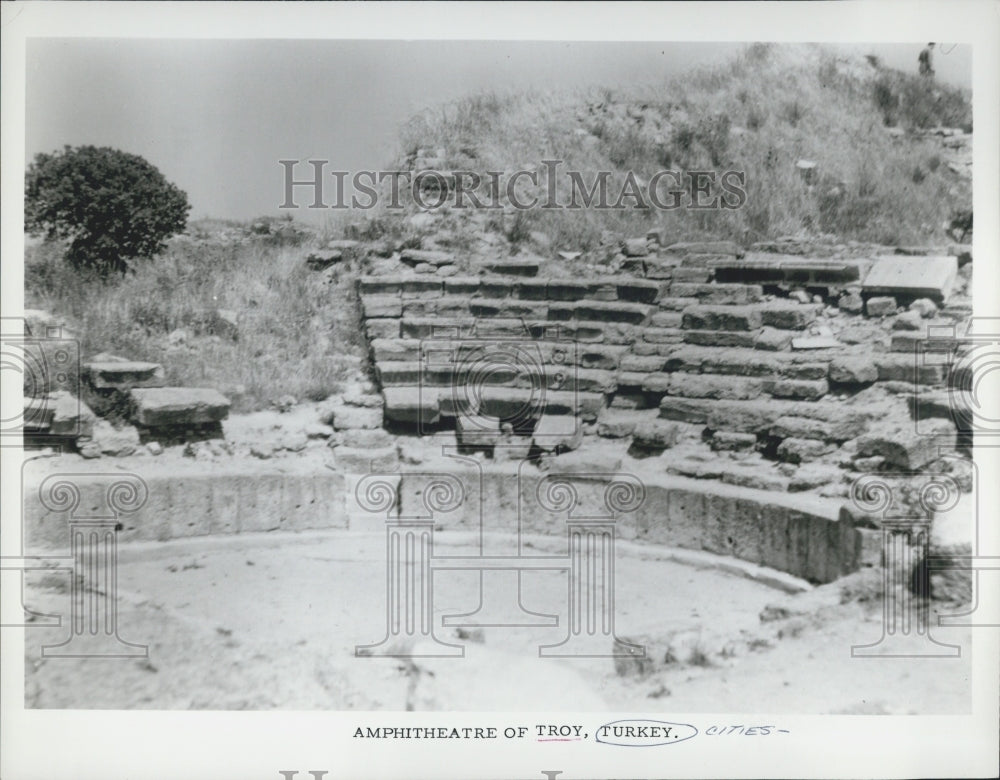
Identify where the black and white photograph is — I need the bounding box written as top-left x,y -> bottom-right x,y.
2,3 -> 998,779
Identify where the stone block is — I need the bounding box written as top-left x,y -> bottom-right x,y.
382,387 -> 440,426
874,354 -> 946,384
366,318 -> 400,339
85,361 -> 165,390
770,415 -> 864,443
616,279 -> 663,303
360,294 -> 403,319
683,330 -> 758,348
620,355 -> 667,373
578,344 -> 627,370
632,420 -> 681,451
766,378 -> 829,401
669,373 -> 764,400
623,237 -> 649,257
658,296 -> 700,312
573,301 -> 650,324
334,445 -> 398,473
358,275 -> 403,296
650,311 -> 683,328
330,404 -> 383,430
370,338 -> 417,363
658,397 -> 713,424
642,327 -> 684,344
856,422 -> 956,469
444,276 -> 480,295
682,304 -> 762,332
754,327 -> 794,351
481,258 -> 539,277
670,282 -> 763,305
546,280 -> 590,301
401,277 -> 443,296
596,410 -> 645,438
515,279 -> 549,300
865,296 -> 898,317
710,431 -> 757,451
532,415 -> 584,452
829,355 -> 878,384
759,303 -> 821,330
641,373 -> 672,394
130,387 -> 230,427
862,255 -> 957,301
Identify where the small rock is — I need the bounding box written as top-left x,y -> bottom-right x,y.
838,291 -> 864,313
78,441 -> 101,459
146,441 -> 163,456
275,395 -> 297,413
891,310 -> 924,331
790,289 -> 811,304
167,328 -> 189,348
910,298 -> 938,318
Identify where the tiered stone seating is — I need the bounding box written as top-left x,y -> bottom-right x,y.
358,248 -> 963,463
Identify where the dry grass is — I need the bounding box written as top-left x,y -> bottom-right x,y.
25,224 -> 366,413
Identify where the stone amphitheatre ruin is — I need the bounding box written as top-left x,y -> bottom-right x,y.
15,129 -> 981,708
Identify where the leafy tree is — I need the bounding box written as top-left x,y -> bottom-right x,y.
25,145 -> 190,276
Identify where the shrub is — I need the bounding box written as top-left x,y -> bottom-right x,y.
25,145 -> 190,277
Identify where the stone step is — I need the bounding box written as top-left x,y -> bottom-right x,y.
659,396 -> 869,433
399,249 -> 453,267
669,282 -> 763,305
663,346 -> 830,380
375,361 -> 617,393
130,387 -> 231,427
681,304 -> 762,332
708,256 -> 861,286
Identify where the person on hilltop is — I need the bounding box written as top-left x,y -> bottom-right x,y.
919,43 -> 936,78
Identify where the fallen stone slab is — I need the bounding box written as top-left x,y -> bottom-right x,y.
862,255 -> 958,301
130,387 -> 230,427
865,296 -> 898,317
85,360 -> 165,390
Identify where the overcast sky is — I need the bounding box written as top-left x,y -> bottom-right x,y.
25,40 -> 971,223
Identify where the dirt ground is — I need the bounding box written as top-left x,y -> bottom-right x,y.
21,528 -> 972,714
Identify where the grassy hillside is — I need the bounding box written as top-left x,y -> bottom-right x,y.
25,44 -> 972,412
394,43 -> 971,249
